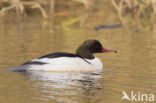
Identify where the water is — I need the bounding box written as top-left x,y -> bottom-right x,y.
0,14 -> 156,103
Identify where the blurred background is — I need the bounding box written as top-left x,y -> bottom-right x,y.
0,0 -> 156,103
0,0 -> 155,31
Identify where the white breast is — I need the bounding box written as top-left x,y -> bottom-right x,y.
25,57 -> 103,72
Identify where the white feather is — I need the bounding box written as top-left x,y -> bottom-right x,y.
18,57 -> 103,72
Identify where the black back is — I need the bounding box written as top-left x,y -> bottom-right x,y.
38,52 -> 80,59
38,52 -> 91,64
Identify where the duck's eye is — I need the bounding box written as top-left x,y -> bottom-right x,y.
96,45 -> 99,48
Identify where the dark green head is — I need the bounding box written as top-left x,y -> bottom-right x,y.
76,40 -> 117,59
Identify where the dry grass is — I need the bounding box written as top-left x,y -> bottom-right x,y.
0,0 -> 48,18
0,0 -> 155,30
110,0 -> 156,29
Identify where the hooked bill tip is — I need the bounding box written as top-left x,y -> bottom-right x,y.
114,50 -> 117,53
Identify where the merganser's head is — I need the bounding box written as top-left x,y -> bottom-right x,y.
76,40 -> 117,59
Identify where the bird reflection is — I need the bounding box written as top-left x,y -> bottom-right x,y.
18,70 -> 115,103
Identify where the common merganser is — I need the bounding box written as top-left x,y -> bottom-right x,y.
10,40 -> 117,72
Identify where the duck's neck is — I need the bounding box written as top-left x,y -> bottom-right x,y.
76,45 -> 94,59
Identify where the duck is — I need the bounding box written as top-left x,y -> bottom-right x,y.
10,40 -> 117,72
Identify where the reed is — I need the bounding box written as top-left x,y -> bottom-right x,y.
0,0 -> 155,29
110,0 -> 156,29
0,0 -> 47,18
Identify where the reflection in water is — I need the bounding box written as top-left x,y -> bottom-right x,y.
20,71 -> 103,103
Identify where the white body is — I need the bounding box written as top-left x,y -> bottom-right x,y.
11,57 -> 103,72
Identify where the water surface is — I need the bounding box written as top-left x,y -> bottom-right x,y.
0,15 -> 156,103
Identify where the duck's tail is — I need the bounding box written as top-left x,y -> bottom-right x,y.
6,65 -> 29,72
